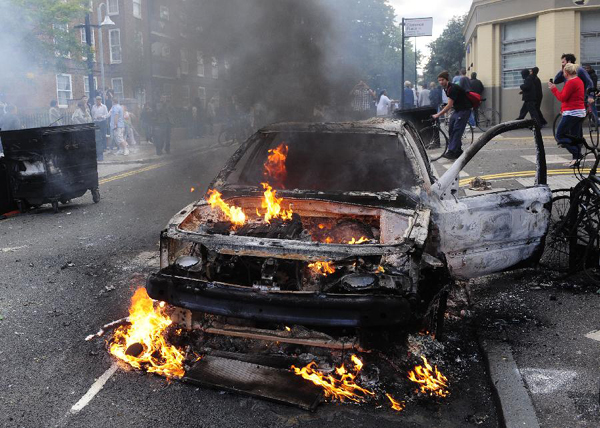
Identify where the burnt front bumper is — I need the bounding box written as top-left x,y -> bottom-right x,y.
147,271 -> 412,327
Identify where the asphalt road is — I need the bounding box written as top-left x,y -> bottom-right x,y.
0,128 -> 598,427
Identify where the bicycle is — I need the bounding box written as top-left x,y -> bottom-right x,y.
438,105 -> 474,147
552,103 -> 599,148
474,99 -> 501,131
421,118 -> 449,162
540,132 -> 600,283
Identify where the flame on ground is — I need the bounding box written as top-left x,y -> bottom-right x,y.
308,261 -> 336,276
258,183 -> 293,223
263,143 -> 288,188
291,355 -> 374,403
207,189 -> 246,226
348,236 -> 370,245
386,393 -> 406,411
408,356 -> 449,398
109,288 -> 185,378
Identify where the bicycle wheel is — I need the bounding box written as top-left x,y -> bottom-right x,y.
477,108 -> 500,131
588,113 -> 599,148
462,124 -> 474,148
539,190 -> 572,272
218,128 -> 236,147
552,113 -> 562,140
574,187 -> 600,282
421,125 -> 448,162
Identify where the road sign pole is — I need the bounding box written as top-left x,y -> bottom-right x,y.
401,18 -> 405,109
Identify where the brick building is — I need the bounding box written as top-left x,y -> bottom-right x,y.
6,0 -> 226,119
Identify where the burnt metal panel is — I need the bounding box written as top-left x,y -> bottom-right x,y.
184,355 -> 323,411
147,272 -> 413,327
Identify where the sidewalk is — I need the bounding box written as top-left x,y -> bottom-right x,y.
97,134 -> 222,179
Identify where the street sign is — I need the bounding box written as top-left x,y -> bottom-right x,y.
404,18 -> 433,37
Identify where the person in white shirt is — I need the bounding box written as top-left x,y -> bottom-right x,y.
72,100 -> 92,124
418,84 -> 431,107
376,90 -> 392,116
91,96 -> 109,160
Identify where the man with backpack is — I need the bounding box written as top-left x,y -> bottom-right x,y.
432,70 -> 475,160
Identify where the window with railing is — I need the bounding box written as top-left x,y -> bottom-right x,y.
502,19 -> 536,89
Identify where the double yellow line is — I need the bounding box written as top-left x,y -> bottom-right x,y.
98,161 -> 171,185
459,168 -> 591,187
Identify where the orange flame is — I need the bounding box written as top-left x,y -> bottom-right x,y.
263,143 -> 288,188
190,187 -> 196,193
291,356 -> 374,403
386,393 -> 406,411
348,236 -> 369,245
109,288 -> 185,378
207,189 -> 246,226
325,237 -> 333,244
308,261 -> 336,276
258,183 -> 293,223
408,356 -> 449,397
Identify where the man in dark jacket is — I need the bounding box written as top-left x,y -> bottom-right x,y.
516,68 -> 541,126
470,72 -> 484,95
584,64 -> 598,125
531,67 -> 547,126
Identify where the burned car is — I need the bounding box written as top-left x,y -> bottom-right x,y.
147,118 -> 551,336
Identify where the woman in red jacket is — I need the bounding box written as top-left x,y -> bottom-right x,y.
549,63 -> 585,167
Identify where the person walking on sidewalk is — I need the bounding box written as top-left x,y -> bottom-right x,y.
549,63 -> 585,167
91,96 -> 109,157
432,70 -> 472,160
154,95 -> 172,155
140,103 -> 153,143
531,67 -> 548,126
109,98 -> 129,156
71,100 -> 92,124
584,64 -> 598,125
516,69 -> 542,126
403,81 -> 414,110
418,84 -> 431,107
470,72 -> 485,125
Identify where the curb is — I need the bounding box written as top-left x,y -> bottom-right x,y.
479,338 -> 540,428
97,143 -> 225,166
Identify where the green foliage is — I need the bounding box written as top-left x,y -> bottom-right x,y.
5,0 -> 88,69
423,14 -> 467,85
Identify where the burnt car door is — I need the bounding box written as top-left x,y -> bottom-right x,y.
429,120 -> 551,280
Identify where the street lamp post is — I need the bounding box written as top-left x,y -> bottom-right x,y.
97,3 -> 115,102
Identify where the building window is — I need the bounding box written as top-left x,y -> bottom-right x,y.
581,12 -> 600,64
159,6 -> 169,20
501,19 -> 536,89
56,74 -> 72,107
197,52 -> 204,76
182,85 -> 190,107
181,49 -> 189,75
133,0 -> 142,19
80,27 -> 95,45
109,29 -> 122,63
107,0 -> 119,15
198,87 -> 206,108
83,77 -> 98,97
211,57 -> 218,79
111,78 -> 124,100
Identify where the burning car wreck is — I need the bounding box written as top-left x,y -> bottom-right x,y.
146,118 -> 552,339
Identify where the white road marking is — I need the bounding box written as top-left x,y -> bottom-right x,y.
70,363 -> 119,414
585,330 -> 600,342
516,176 -> 580,190
520,368 -> 577,394
438,161 -> 470,178
521,154 -> 570,164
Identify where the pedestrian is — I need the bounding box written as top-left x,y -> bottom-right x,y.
470,72 -> 485,125
429,82 -> 443,112
206,97 -> 216,135
584,64 -> 598,125
0,104 -> 21,157
553,54 -> 593,94
418,84 -> 431,107
458,69 -> 471,92
531,67 -> 548,126
91,96 -> 109,156
71,100 -> 92,124
376,90 -> 392,116
452,71 -> 461,84
350,81 -> 375,120
140,103 -> 153,143
432,70 -> 473,160
154,95 -> 172,155
403,81 -> 414,109
109,98 -> 129,156
516,69 -> 542,126
48,100 -> 62,126
122,105 -> 137,147
105,89 -> 114,111
412,83 -> 418,107
549,63 -> 585,167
